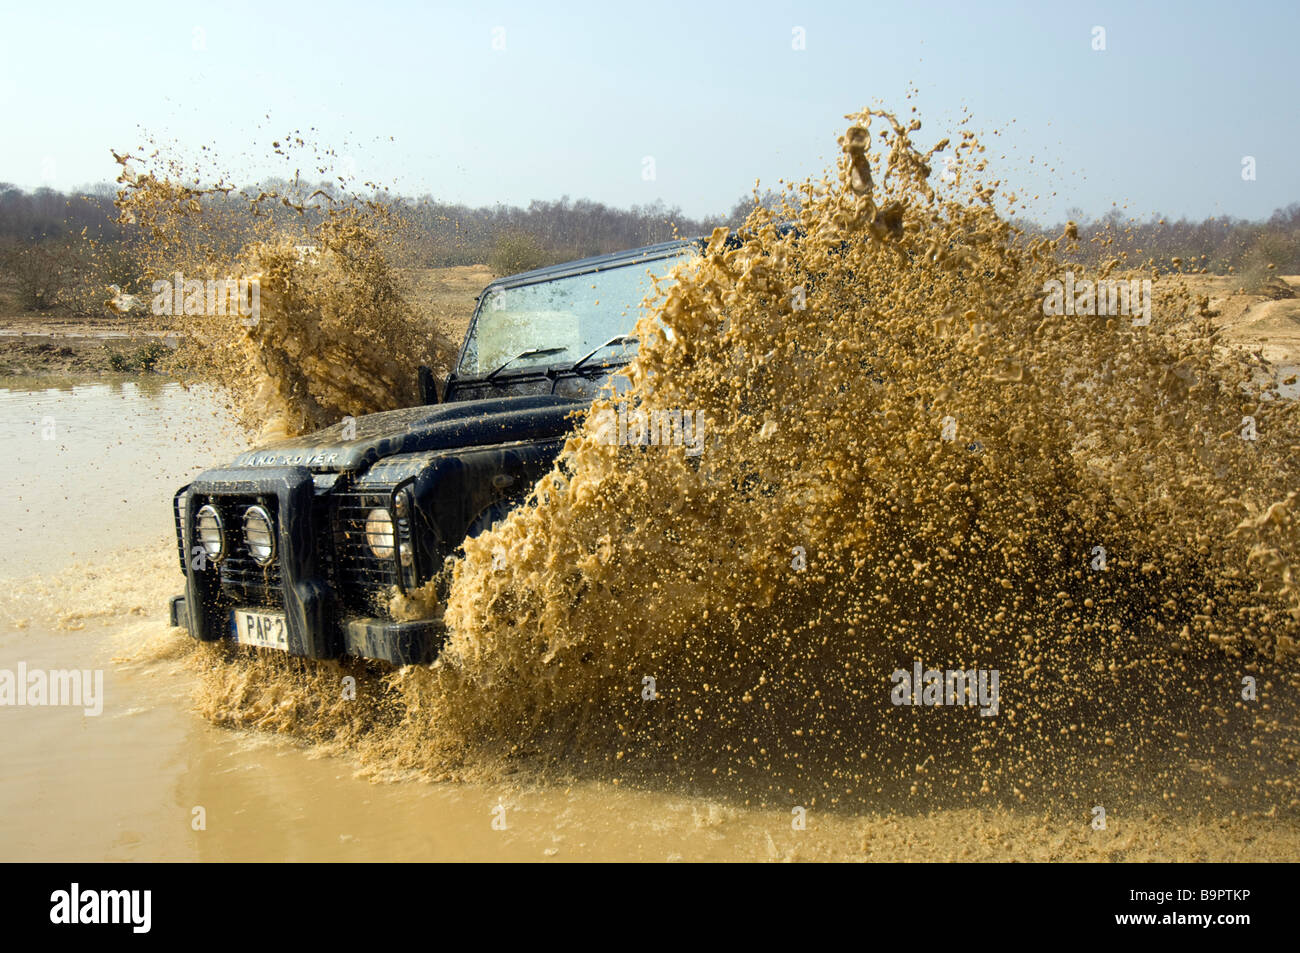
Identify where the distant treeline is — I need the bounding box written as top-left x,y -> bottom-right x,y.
1,179 -> 1298,313
400,195 -> 749,272
1024,205 -> 1300,283
0,183 -> 123,243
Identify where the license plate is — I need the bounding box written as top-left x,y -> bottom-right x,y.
232,609 -> 288,651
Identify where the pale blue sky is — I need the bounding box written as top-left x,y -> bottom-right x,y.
2,0 -> 1296,223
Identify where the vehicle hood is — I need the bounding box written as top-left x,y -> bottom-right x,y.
230,394 -> 588,472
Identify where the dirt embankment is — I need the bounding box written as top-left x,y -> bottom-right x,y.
0,328 -> 164,376
1181,273 -> 1300,365
404,264 -> 495,346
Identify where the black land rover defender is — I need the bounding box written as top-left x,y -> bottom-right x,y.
169,238 -> 701,665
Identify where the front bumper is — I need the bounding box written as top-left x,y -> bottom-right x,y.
168,594 -> 445,666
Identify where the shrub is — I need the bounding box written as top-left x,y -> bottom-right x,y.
488,230 -> 549,276
105,341 -> 169,373
0,240 -> 73,310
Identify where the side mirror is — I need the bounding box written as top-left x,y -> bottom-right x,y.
417,365 -> 441,405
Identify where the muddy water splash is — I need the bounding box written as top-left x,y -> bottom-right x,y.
111,147 -> 456,440
196,109 -> 1297,815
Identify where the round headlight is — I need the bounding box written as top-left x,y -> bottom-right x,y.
195,504 -> 224,561
364,508 -> 395,560
242,505 -> 276,565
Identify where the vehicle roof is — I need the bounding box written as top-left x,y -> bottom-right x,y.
479,222 -> 805,294
481,237 -> 703,293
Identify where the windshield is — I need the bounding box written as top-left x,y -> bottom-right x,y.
456,247 -> 698,378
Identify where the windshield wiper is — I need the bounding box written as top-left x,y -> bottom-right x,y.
485,347 -> 568,381
567,335 -> 636,372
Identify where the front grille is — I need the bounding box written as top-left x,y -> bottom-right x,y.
194,495 -> 284,608
220,550 -> 283,592
186,484 -> 409,618
332,485 -> 401,613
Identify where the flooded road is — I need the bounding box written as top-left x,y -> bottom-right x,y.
0,379 -> 238,576
1,379 -> 1297,862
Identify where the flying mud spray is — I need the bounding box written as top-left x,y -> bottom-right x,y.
119,108 -> 1298,830
108,142 -> 458,441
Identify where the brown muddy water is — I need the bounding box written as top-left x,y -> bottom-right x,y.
0,380 -> 1297,862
